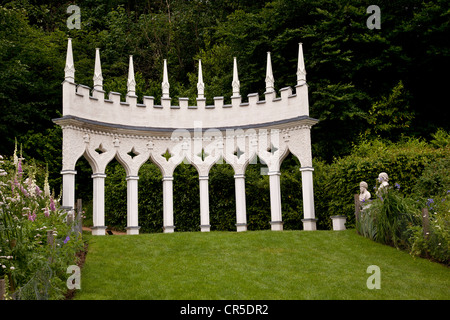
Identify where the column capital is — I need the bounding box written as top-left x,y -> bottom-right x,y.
234,174 -> 245,179
162,176 -> 174,181
61,169 -> 77,175
267,171 -> 281,176
299,166 -> 314,172
199,175 -> 209,180
91,173 -> 107,179
126,175 -> 139,181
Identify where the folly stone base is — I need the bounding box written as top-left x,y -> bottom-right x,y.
302,218 -> 317,231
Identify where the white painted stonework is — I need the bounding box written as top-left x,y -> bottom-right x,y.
54,39 -> 319,235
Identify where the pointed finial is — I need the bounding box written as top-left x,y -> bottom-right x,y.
162,59 -> 170,98
197,59 -> 204,99
297,43 -> 306,86
64,38 -> 75,82
232,57 -> 240,97
265,52 -> 274,93
93,48 -> 103,90
127,55 -> 136,95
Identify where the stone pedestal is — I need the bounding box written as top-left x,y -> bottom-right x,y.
302,218 -> 317,231
331,215 -> 347,231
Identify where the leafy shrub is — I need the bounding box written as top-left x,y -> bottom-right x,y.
409,192 -> 449,265
413,157 -> 450,199
314,136 -> 450,229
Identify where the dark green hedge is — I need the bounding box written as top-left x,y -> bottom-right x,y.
313,138 -> 450,229
98,136 -> 449,233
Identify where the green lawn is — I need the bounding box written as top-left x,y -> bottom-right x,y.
74,229 -> 449,300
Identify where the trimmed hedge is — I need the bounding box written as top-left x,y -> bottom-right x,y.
314,138 -> 450,229
97,136 -> 449,233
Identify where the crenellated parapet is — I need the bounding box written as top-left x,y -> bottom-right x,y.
59,38 -> 314,131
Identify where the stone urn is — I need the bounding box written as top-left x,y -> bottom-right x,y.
331,215 -> 347,231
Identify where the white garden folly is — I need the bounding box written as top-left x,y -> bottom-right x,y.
54,39 -> 318,235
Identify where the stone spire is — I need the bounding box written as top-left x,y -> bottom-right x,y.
162,59 -> 170,98
197,59 -> 205,99
297,43 -> 307,86
93,48 -> 103,90
64,38 -> 75,83
265,52 -> 274,93
232,57 -> 240,97
127,55 -> 136,95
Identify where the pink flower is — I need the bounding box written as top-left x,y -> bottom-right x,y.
50,197 -> 56,211
44,207 -> 50,217
18,160 -> 23,177
28,211 -> 36,222
35,185 -> 42,197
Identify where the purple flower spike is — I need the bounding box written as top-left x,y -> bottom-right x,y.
50,197 -> 56,211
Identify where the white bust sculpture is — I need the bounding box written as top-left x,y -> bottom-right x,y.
376,172 -> 389,195
359,181 -> 371,204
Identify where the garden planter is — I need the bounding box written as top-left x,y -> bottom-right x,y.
331,215 -> 347,231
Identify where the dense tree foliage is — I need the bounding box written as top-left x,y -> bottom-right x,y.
0,0 -> 448,230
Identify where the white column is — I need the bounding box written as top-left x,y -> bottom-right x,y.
92,173 -> 107,235
268,171 -> 283,231
234,174 -> 247,232
199,176 -> 210,232
300,167 -> 317,230
61,170 -> 77,210
162,176 -> 175,233
126,176 -> 140,235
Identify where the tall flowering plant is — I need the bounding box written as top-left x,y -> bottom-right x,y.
0,148 -> 83,298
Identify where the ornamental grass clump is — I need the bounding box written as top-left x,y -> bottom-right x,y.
0,148 -> 84,299
356,178 -> 421,248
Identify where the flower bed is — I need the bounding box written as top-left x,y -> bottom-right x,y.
0,147 -> 84,300
356,181 -> 449,265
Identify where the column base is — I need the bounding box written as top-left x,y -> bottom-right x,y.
330,215 -> 346,231
125,226 -> 141,235
200,225 -> 211,232
91,226 -> 107,236
163,225 -> 175,233
302,218 -> 317,231
270,221 -> 284,231
235,223 -> 247,232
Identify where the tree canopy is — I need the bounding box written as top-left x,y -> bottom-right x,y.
0,0 -> 449,189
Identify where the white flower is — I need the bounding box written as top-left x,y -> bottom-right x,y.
10,266 -> 15,270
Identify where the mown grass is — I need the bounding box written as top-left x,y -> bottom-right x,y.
74,230 -> 449,300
